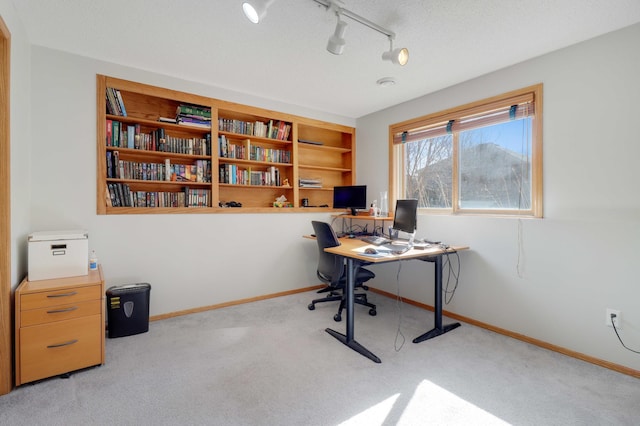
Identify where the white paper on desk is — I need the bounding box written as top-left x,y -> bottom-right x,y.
353,245 -> 393,257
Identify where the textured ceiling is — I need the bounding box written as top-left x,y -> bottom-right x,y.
12,0 -> 640,118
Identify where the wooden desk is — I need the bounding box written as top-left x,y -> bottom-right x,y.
325,239 -> 469,363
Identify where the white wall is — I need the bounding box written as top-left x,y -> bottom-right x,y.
0,0 -> 32,288
28,46 -> 355,315
357,23 -> 640,371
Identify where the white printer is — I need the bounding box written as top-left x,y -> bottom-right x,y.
28,230 -> 89,281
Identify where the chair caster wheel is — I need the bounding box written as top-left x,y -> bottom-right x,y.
308,304 -> 315,310
369,309 -> 377,316
334,314 -> 342,322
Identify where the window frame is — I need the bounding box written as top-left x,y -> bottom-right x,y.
389,84 -> 543,218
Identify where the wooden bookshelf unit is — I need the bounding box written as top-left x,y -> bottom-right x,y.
96,75 -> 356,214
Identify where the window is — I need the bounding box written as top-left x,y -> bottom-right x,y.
390,84 -> 543,217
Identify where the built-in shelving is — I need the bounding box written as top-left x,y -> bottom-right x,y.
97,75 -> 356,214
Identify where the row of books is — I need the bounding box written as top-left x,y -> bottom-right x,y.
106,120 -> 212,155
176,104 -> 211,129
107,183 -> 210,208
218,136 -> 291,164
299,178 -> 322,188
107,152 -> 211,183
218,118 -> 291,141
105,88 -> 127,117
219,164 -> 282,186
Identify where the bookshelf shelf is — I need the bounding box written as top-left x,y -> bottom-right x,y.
218,131 -> 292,147
97,75 -> 356,213
106,114 -> 211,134
106,178 -> 211,187
298,144 -> 351,154
299,187 -> 333,191
218,158 -> 293,167
298,164 -> 352,172
106,147 -> 210,162
219,183 -> 293,189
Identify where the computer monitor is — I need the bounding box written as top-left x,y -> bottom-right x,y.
333,185 -> 367,216
391,199 -> 418,244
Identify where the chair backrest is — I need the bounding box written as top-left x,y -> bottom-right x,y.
311,221 -> 344,286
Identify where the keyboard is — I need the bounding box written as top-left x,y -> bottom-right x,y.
360,235 -> 391,245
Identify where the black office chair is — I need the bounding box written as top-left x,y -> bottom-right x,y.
308,221 -> 377,322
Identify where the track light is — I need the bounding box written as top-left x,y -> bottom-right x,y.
327,16 -> 347,55
242,0 -> 274,24
243,0 -> 410,65
382,47 -> 409,66
382,36 -> 409,66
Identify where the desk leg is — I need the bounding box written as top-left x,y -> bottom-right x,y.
413,254 -> 461,343
325,257 -> 381,363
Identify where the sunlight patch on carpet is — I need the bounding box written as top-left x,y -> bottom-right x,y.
398,380 -> 510,425
338,394 -> 400,426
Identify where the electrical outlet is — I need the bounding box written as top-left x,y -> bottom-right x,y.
606,309 -> 621,329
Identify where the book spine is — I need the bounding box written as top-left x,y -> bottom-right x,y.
106,152 -> 113,178
106,120 -> 112,146
106,88 -> 119,116
112,121 -> 120,147
134,124 -> 141,149
105,94 -> 114,115
113,151 -> 120,178
127,125 -> 135,149
115,89 -> 127,117
107,183 -> 117,207
115,183 -> 125,207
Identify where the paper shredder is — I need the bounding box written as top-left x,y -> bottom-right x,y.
106,283 -> 151,338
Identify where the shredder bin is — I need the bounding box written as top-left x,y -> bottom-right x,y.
106,283 -> 151,338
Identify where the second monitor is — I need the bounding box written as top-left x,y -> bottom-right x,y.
333,185 -> 367,216
390,199 -> 418,245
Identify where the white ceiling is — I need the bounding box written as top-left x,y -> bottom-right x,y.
12,0 -> 640,118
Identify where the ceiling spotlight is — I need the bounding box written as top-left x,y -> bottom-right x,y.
242,0 -> 274,24
327,16 -> 348,55
382,47 -> 409,66
382,35 -> 409,66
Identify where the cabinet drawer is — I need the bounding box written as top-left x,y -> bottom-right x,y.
20,300 -> 101,327
20,285 -> 101,311
19,314 -> 103,384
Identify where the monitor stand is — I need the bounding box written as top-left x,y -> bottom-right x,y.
349,207 -> 358,216
390,231 -> 415,248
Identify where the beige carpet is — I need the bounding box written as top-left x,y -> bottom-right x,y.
1,290 -> 638,425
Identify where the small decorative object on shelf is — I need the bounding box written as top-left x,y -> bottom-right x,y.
273,194 -> 293,208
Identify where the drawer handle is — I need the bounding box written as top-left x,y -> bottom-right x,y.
47,339 -> 78,349
46,306 -> 78,314
46,291 -> 78,298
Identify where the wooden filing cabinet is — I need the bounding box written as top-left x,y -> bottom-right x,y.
15,265 -> 105,386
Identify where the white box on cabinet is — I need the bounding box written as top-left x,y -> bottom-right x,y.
28,230 -> 89,281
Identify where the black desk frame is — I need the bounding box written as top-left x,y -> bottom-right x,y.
325,251 -> 461,363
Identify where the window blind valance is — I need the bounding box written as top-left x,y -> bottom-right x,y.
393,91 -> 535,145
